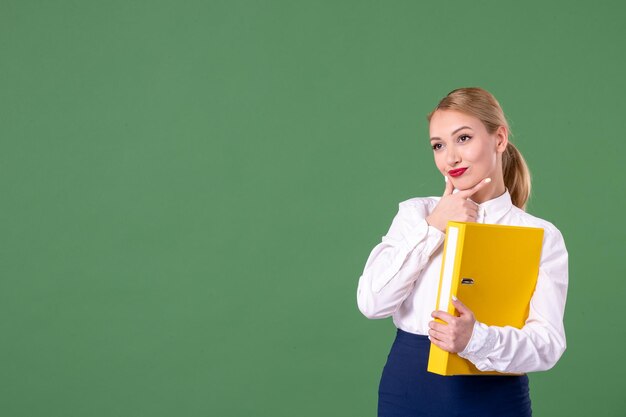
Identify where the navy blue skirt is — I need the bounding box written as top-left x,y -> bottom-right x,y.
378,328 -> 532,417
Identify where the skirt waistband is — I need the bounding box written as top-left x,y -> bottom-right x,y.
394,328 -> 430,348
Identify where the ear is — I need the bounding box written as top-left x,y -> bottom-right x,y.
494,125 -> 508,153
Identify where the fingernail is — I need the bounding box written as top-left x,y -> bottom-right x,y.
452,295 -> 458,301
444,176 -> 448,183
484,178 -> 491,183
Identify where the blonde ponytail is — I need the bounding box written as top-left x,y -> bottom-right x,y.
427,87 -> 531,210
502,142 -> 531,210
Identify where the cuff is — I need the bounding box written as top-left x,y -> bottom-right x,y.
458,321 -> 497,361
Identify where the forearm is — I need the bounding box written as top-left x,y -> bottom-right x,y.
357,215 -> 444,319
459,318 -> 566,373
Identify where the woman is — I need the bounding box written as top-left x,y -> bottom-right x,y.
356,87 -> 568,417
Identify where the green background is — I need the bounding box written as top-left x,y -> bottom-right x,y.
2,1 -> 624,416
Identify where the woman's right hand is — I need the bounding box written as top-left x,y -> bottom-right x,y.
425,177 -> 492,232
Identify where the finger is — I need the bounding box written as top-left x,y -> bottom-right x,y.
451,296 -> 472,317
428,328 -> 448,341
464,210 -> 479,223
464,202 -> 479,217
457,177 -> 491,199
428,326 -> 449,340
465,199 -> 480,210
428,320 -> 448,333
428,335 -> 451,352
431,310 -> 456,324
442,175 -> 454,196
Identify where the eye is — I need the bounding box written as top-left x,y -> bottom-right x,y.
458,134 -> 471,143
432,143 -> 443,151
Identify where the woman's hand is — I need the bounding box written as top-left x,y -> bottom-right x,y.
425,177 -> 491,232
428,297 -> 476,353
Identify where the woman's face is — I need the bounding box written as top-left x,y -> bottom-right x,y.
428,109 -> 507,192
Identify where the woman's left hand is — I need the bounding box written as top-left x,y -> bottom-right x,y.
429,297 -> 476,353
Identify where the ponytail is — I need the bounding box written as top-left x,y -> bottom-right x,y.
502,142 -> 531,210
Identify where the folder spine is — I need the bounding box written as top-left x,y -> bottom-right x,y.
427,223 -> 465,375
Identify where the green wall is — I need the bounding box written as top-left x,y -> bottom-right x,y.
2,1 -> 624,416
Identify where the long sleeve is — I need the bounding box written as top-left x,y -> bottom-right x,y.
356,200 -> 445,319
458,225 -> 569,373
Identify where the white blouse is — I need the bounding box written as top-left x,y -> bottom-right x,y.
356,189 -> 568,374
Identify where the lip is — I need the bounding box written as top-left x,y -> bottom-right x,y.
448,167 -> 468,177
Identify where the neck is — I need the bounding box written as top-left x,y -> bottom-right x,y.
469,177 -> 506,204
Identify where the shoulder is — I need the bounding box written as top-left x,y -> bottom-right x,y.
508,206 -> 568,251
509,206 -> 561,233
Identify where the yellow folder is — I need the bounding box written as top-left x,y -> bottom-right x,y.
427,221 -> 544,376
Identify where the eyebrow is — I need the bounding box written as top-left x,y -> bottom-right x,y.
430,126 -> 473,141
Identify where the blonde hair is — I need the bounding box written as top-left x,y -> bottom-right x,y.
426,87 -> 531,210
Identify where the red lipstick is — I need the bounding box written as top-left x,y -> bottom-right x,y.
448,168 -> 468,177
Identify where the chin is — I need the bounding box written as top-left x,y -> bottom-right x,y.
451,178 -> 477,190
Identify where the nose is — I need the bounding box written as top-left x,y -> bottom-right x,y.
445,147 -> 461,167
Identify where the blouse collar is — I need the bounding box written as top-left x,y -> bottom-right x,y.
468,188 -> 514,223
